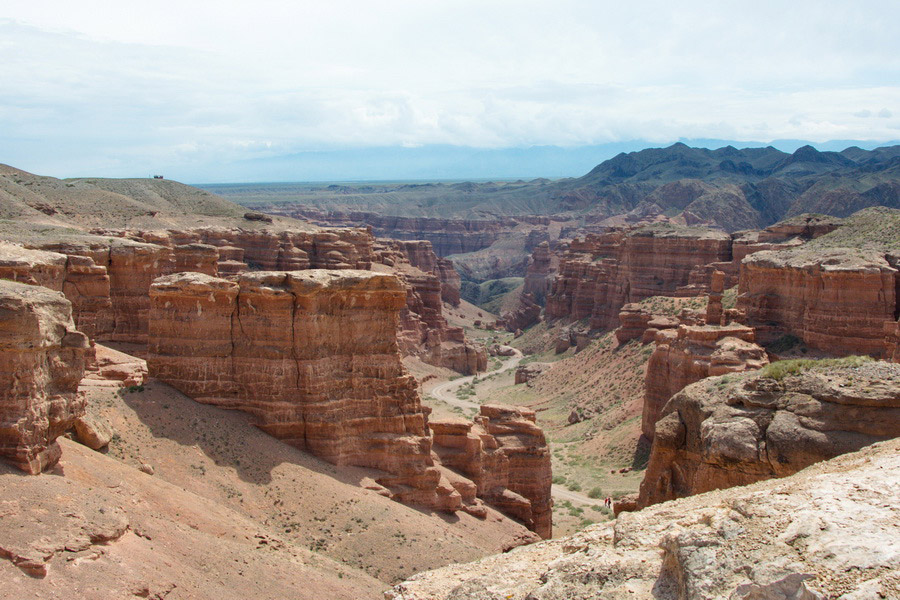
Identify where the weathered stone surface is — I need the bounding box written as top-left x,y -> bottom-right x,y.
737,247 -> 897,357
430,405 -> 553,539
639,360 -> 900,508
642,324 -> 768,439
0,242 -> 67,291
174,242 -> 219,275
148,270 -> 455,510
376,240 -> 486,374
97,225 -> 376,272
0,280 -> 88,473
386,438 -> 900,600
546,224 -> 732,330
514,362 -> 549,385
501,293 -> 541,333
30,240 -> 115,339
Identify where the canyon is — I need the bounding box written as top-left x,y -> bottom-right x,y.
2,151 -> 899,600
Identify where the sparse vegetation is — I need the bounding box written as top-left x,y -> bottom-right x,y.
759,356 -> 874,381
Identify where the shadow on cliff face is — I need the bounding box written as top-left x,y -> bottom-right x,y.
109,378 -> 387,489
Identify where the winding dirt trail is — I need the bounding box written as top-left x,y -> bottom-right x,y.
429,348 -> 524,411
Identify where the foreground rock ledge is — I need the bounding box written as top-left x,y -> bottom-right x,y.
386,438 -> 900,600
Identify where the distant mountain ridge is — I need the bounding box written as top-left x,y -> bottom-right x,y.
208,143 -> 900,231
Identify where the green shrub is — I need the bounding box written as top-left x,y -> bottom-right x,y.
587,486 -> 603,499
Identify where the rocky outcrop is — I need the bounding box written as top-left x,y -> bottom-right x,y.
642,324 -> 768,439
376,240 -> 486,374
522,241 -> 556,303
514,363 -> 549,385
546,224 -> 732,329
500,293 -> 541,333
147,271 -> 544,530
146,271 -> 454,511
0,242 -> 66,291
430,405 -> 552,539
737,247 -> 898,357
0,281 -> 89,473
174,243 -> 219,276
639,360 -> 900,508
387,438 -> 900,600
614,303 -> 679,344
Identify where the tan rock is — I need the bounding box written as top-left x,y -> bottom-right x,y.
642,324 -> 768,439
387,438 -> 900,600
638,360 -> 900,508
0,280 -> 88,473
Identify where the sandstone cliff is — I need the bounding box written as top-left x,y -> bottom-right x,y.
431,405 -> 553,539
0,280 -> 89,473
375,240 -> 486,374
639,359 -> 900,508
642,324 -> 768,439
546,224 -> 732,329
738,247 -> 897,357
147,271 -> 539,532
387,438 -> 900,600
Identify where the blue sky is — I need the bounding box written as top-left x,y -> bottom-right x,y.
1,1 -> 898,182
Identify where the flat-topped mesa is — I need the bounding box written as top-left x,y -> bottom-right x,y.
638,360 -> 900,508
737,247 -> 898,358
147,270 -> 457,511
0,280 -> 89,473
430,405 -> 553,539
546,224 -> 732,330
683,215 -> 840,293
642,324 -> 768,439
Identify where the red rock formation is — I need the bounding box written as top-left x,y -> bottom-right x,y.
638,360 -> 900,508
147,270 -> 460,511
642,324 -> 768,439
99,226 -> 376,272
375,240 -> 486,374
0,280 -> 89,473
522,241 -> 556,303
30,240 -> 115,340
737,248 -> 897,357
546,225 -> 732,329
500,293 -> 541,333
267,209 -> 513,257
174,243 -> 219,276
430,405 -> 552,539
705,270 -> 726,325
0,243 -> 66,291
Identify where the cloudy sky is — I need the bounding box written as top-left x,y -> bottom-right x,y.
1,0 -> 898,181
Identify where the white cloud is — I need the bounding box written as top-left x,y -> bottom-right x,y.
0,1 -> 898,179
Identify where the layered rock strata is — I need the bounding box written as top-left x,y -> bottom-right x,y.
387,438 -> 900,600
147,271 -> 497,517
639,360 -> 900,508
642,324 -> 768,439
737,247 -> 898,357
375,240 -> 485,374
430,405 -> 552,539
0,280 -> 89,473
99,226 -> 376,272
268,209 -> 513,256
545,225 -> 732,329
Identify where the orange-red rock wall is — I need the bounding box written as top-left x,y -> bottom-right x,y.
0,281 -> 89,473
